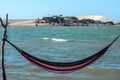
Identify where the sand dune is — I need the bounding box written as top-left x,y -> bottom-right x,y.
9,19 -> 35,27
77,15 -> 119,23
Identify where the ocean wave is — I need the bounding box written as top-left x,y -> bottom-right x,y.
42,37 -> 50,40
42,37 -> 68,42
52,38 -> 68,42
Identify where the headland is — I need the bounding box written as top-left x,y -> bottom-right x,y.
7,15 -> 120,27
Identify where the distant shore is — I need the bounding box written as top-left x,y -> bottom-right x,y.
7,15 -> 120,27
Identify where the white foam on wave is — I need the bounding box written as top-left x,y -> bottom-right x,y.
42,37 -> 68,42
51,38 -> 68,42
42,37 -> 49,40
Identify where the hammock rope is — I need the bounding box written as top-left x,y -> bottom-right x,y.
5,35 -> 120,74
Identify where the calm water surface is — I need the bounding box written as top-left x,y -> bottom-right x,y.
0,26 -> 120,80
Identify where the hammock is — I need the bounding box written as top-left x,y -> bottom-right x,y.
5,35 -> 120,74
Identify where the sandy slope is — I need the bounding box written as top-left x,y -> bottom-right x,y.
77,15 -> 119,23
9,19 -> 35,27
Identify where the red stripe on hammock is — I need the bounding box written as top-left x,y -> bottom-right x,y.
21,50 -> 102,73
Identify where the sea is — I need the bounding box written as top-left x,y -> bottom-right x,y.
0,25 -> 120,80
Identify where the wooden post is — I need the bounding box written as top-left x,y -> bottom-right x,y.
0,14 -> 8,80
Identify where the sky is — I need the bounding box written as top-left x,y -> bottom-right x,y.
0,0 -> 120,21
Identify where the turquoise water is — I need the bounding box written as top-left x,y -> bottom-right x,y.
0,26 -> 120,80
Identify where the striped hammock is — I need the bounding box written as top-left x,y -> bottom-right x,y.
5,35 -> 120,74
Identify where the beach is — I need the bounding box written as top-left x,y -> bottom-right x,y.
9,19 -> 35,27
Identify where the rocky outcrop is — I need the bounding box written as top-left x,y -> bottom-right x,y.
35,15 -> 119,26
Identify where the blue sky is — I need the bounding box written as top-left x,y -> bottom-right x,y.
0,0 -> 120,21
